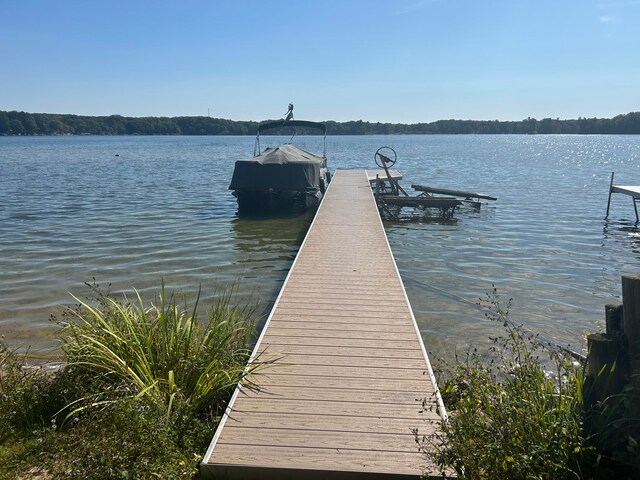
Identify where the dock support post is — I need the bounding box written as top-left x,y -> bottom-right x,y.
605,171 -> 615,219
622,274 -> 640,369
583,274 -> 640,408
585,333 -> 627,408
605,303 -> 624,336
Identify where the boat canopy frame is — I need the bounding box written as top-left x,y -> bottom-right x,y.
254,120 -> 327,158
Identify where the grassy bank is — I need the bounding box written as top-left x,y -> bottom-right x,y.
0,282 -> 257,480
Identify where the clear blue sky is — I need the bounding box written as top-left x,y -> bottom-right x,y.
1,0 -> 638,123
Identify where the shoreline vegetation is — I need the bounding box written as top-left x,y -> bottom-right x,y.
419,289 -> 639,479
0,282 -> 258,480
1,110 -> 640,136
1,284 -> 638,478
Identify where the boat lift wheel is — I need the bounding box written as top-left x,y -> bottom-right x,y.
374,146 -> 397,168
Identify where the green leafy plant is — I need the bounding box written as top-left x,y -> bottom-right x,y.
58,282 -> 258,420
585,371 -> 640,477
417,287 -> 589,480
1,282 -> 259,480
0,339 -> 61,441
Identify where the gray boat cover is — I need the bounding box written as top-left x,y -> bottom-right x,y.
229,144 -> 324,191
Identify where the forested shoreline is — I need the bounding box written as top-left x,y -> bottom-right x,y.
1,110 -> 639,136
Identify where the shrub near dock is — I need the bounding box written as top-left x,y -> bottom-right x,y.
418,288 -> 640,479
0,282 -> 257,480
418,289 -> 588,480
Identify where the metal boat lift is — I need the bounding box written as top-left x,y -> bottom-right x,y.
371,147 -> 496,220
411,184 -> 497,209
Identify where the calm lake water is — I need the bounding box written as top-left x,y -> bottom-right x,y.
1,134 -> 640,361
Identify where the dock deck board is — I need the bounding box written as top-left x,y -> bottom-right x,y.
606,172 -> 640,221
201,170 -> 445,480
611,185 -> 640,198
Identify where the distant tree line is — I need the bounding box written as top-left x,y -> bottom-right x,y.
1,110 -> 639,136
0,111 -> 257,136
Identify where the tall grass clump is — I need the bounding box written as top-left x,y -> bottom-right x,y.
60,282 -> 258,420
417,288 -> 589,480
0,282 -> 258,480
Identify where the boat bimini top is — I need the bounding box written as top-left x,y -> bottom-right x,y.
253,120 -> 327,158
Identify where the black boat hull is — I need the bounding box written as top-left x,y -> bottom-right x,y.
234,188 -> 322,213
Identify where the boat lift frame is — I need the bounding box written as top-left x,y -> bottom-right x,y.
372,147 -> 463,220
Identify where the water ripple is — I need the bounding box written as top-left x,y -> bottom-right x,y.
1,134 -> 640,361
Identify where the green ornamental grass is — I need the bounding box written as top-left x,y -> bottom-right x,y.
1,282 -> 259,479
59,282 -> 258,420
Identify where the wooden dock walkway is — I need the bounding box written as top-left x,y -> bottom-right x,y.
201,170 -> 446,479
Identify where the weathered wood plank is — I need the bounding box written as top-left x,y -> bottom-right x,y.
257,353 -> 428,369
207,444 -> 425,475
259,335 -> 424,349
268,311 -> 413,322
264,320 -> 415,332
217,427 -> 421,452
230,398 -> 428,419
275,289 -> 407,300
268,314 -> 414,326
221,412 -> 439,435
274,301 -> 409,311
245,372 -> 434,394
237,384 -> 430,405
257,344 -> 426,359
264,327 -> 418,340
249,363 -> 430,379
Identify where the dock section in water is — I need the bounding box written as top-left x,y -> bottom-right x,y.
201,169 -> 446,479
607,172 -> 640,222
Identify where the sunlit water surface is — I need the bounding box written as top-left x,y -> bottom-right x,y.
1,135 -> 639,361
